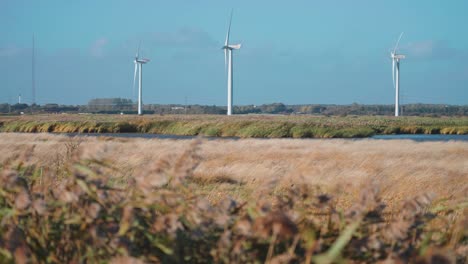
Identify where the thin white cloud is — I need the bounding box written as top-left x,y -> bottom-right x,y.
404,40 -> 434,57
148,27 -> 218,48
0,45 -> 22,57
90,37 -> 108,57
402,40 -> 464,60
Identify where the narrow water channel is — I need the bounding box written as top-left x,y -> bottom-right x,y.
62,133 -> 468,142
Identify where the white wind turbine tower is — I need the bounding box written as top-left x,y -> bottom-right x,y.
391,32 -> 406,117
222,11 -> 241,116
132,42 -> 150,115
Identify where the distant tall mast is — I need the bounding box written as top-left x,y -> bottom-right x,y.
32,34 -> 36,105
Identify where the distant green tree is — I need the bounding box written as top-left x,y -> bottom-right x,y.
87,98 -> 133,112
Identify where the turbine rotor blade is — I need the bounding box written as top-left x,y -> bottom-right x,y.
225,9 -> 233,47
393,32 -> 404,54
136,40 -> 142,58
392,59 -> 395,90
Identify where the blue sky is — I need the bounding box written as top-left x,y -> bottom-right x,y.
1,0 -> 467,105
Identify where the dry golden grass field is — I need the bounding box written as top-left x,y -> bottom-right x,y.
1,133 -> 466,206
0,133 -> 467,263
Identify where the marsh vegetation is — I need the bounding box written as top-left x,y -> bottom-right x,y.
1,114 -> 467,138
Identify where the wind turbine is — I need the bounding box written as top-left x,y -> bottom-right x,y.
222,11 -> 241,116
132,42 -> 150,115
391,32 -> 406,117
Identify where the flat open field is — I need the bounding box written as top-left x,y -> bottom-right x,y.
1,114 -> 467,138
0,133 -> 467,263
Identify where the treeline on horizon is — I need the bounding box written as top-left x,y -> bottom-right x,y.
1,98 -> 467,116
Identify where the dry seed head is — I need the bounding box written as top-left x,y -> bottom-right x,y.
13,246 -> 28,264
196,198 -> 212,211
131,139 -> 201,190
136,159 -> 171,191
54,187 -> 79,204
383,219 -> 412,241
401,193 -> 436,219
169,139 -> 203,187
109,256 -> 145,264
217,230 -> 232,249
214,214 -> 230,227
379,254 -> 406,264
79,142 -> 109,161
234,219 -> 253,236
152,213 -> 181,238
269,253 -> 296,264
14,190 -> 31,210
86,203 -> 101,222
121,205 -> 133,223
0,169 -> 19,189
64,137 -> 83,160
32,198 -> 46,215
346,183 -> 382,219
18,144 -> 36,163
455,245 -> 468,258
217,198 -> 238,213
253,211 -> 298,239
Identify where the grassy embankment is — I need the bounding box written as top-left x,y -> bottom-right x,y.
0,134 -> 467,263
0,114 -> 467,138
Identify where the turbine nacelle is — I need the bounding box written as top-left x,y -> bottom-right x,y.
222,44 -> 242,51
229,44 -> 242,50
391,53 -> 406,60
135,58 -> 150,64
